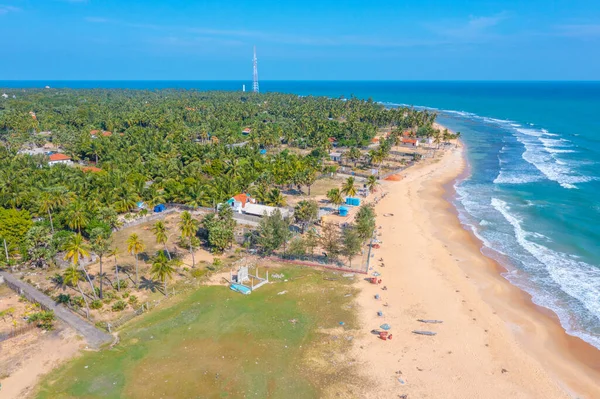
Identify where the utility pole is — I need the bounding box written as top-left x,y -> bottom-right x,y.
252,46 -> 259,93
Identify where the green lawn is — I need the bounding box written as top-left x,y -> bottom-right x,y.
35,268 -> 361,399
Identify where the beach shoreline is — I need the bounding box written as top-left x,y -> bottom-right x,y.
352,142 -> 600,398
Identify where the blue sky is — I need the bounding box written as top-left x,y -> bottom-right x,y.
0,0 -> 599,80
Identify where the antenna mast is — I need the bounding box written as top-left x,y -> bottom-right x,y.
252,46 -> 259,93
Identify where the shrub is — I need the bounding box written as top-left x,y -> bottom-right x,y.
56,293 -> 71,305
190,269 -> 207,278
90,300 -> 103,310
128,295 -> 138,305
28,311 -> 56,330
121,291 -> 130,299
111,300 -> 127,312
113,280 -> 128,290
70,296 -> 85,308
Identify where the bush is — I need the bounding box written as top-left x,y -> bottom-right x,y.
121,291 -> 130,299
190,269 -> 207,278
113,280 -> 128,290
71,296 -> 85,308
128,295 -> 138,305
90,300 -> 103,310
111,300 -> 127,312
56,293 -> 71,305
28,311 -> 56,330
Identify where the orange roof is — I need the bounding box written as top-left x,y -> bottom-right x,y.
242,127 -> 251,133
402,138 -> 418,144
328,137 -> 336,143
402,131 -> 411,137
371,137 -> 380,143
82,166 -> 102,173
49,153 -> 71,162
102,131 -> 112,137
233,194 -> 251,207
90,130 -> 99,135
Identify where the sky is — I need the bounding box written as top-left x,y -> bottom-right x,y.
0,0 -> 599,80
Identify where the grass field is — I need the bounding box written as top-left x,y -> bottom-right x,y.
35,268 -> 363,399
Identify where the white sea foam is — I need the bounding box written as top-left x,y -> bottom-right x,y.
491,198 -> 600,349
493,170 -> 542,184
513,128 -> 592,189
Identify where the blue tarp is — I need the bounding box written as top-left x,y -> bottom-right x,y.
339,206 -> 349,216
153,204 -> 166,212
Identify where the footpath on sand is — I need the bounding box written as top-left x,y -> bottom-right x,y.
1,271 -> 113,348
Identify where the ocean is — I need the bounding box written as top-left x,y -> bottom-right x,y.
2,80 -> 599,349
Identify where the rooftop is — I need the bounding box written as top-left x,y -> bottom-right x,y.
48,153 -> 71,162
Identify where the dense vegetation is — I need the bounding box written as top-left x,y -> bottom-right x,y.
0,89 -> 436,263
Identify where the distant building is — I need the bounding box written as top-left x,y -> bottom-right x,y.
81,166 -> 103,173
242,128 -> 252,135
48,153 -> 73,166
329,152 -> 342,162
1,93 -> 8,99
243,203 -> 291,218
401,138 -> 420,147
227,193 -> 256,213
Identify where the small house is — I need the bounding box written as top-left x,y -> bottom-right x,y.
81,166 -> 103,173
227,193 -> 256,213
242,128 -> 252,135
48,153 -> 73,166
401,138 -> 420,147
329,152 -> 342,162
243,203 -> 291,218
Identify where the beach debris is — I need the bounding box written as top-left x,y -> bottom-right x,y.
397,377 -> 406,384
342,273 -> 355,278
384,213 -> 394,217
277,290 -> 288,295
289,319 -> 298,325
374,294 -> 380,300
339,321 -> 345,326
501,368 -> 508,374
372,271 -> 381,277
379,331 -> 393,340
377,311 -> 383,317
412,330 -> 436,336
344,293 -> 352,297
380,323 -> 391,330
399,395 -> 408,399
383,302 -> 389,307
271,273 -> 285,279
382,286 -> 388,291
417,319 -> 443,324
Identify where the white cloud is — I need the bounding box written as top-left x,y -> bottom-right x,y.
556,24 -> 600,38
0,5 -> 20,15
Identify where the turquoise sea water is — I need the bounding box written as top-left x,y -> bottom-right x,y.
2,81 -> 599,348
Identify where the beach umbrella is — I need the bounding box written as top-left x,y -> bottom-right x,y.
380,323 -> 391,330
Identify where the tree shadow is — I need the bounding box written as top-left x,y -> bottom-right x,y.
138,252 -> 152,263
117,264 -> 136,284
139,276 -> 162,293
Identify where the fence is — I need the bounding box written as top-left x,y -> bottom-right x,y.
0,323 -> 38,342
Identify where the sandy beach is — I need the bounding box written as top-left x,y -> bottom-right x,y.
353,144 -> 600,398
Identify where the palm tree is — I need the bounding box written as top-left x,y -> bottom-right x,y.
341,177 -> 357,197
63,234 -> 96,300
347,147 -> 362,167
109,247 -> 121,291
266,188 -> 287,207
151,220 -> 171,260
179,211 -> 199,267
90,229 -> 111,299
151,251 -> 175,295
38,190 -> 58,234
63,266 -> 90,319
65,200 -> 89,233
126,233 -> 145,287
366,175 -> 379,194
326,188 -> 344,210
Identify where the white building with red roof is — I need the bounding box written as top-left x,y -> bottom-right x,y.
48,153 -> 73,166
